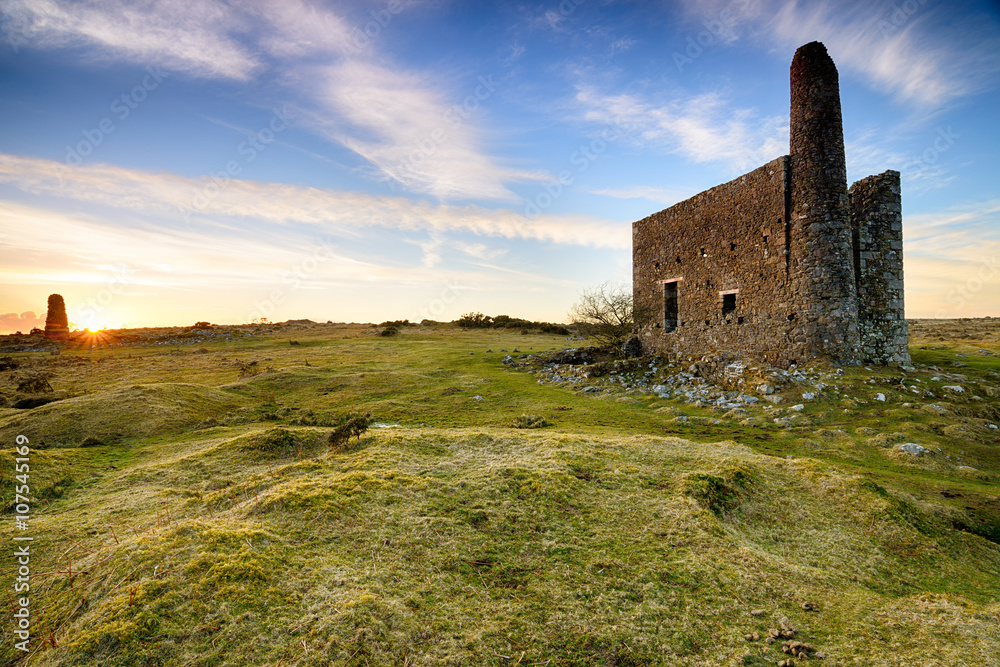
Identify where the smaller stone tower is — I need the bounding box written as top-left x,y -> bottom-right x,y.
789,41 -> 860,364
44,294 -> 69,340
849,171 -> 910,365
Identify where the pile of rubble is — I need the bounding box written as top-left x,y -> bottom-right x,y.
501,346 -> 1000,438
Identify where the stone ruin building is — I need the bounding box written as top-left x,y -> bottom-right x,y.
632,41 -> 909,369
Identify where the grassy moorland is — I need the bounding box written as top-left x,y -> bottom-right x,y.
1,319 -> 998,666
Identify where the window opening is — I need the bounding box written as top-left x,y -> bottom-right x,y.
663,282 -> 678,332
722,293 -> 736,316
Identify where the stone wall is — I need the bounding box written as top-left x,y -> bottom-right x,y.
850,170 -> 910,365
634,156 -> 810,367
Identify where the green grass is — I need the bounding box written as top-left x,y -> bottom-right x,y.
1,322 -> 999,665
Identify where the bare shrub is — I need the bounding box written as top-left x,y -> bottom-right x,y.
328,413 -> 374,452
569,282 -> 644,352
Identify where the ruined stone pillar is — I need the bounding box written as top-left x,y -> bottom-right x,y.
44,294 -> 69,340
789,41 -> 860,364
850,170 -> 910,365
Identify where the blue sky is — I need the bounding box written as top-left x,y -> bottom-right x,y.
1,0 -> 998,332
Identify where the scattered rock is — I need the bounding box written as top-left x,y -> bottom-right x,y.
622,336 -> 643,358
582,386 -> 600,393
801,392 -> 815,400
895,442 -> 927,456
750,609 -> 766,617
782,639 -> 815,660
801,601 -> 819,612
757,383 -> 775,395
790,404 -> 805,412
942,385 -> 965,393
874,392 -> 886,401
724,361 -> 747,380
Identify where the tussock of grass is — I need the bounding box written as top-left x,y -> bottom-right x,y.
512,413 -> 551,428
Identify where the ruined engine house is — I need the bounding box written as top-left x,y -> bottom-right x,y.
633,42 -> 909,368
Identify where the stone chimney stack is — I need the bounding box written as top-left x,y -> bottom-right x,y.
788,41 -> 860,363
44,293 -> 69,340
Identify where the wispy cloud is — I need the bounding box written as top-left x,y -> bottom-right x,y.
0,153 -> 629,249
681,0 -> 1000,110
304,61 -> 531,201
250,0 -> 357,59
1,0 -> 258,80
1,0 -> 527,203
902,198 -> 1000,317
590,185 -> 693,206
575,86 -> 787,173
905,198 -> 1000,257
846,129 -> 957,193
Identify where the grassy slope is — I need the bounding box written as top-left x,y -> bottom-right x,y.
1,321 -> 999,666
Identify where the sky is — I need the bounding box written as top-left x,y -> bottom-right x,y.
1,0 -> 999,332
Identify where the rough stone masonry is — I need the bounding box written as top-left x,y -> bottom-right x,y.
633,41 -> 909,368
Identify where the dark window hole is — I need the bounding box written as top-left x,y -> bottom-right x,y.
722,293 -> 736,316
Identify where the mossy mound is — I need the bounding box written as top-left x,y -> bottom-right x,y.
12,429 -> 1000,667
0,383 -> 246,447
